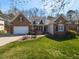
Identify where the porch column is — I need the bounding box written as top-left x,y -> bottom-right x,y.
32,25 -> 34,30
39,26 -> 41,31
42,25 -> 44,32
38,26 -> 39,31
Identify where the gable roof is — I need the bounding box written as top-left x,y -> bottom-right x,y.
0,17 -> 4,21
40,20 -> 44,24
48,14 -> 67,22
11,12 -> 31,24
30,16 -> 47,25
48,14 -> 68,25
11,13 -> 20,22
55,14 -> 68,22
0,16 -> 6,21
47,16 -> 56,23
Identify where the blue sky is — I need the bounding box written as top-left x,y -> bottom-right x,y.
0,0 -> 42,12
0,0 -> 79,14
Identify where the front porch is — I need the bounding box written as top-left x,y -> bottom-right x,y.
32,25 -> 47,35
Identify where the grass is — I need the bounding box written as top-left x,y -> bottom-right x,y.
0,36 -> 79,59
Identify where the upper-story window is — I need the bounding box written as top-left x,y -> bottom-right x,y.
20,16 -> 23,22
58,24 -> 64,32
33,21 -> 36,24
40,20 -> 44,24
59,20 -> 62,23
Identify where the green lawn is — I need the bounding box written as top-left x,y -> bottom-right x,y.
0,36 -> 79,59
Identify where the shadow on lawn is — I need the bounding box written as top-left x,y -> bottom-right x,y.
46,34 -> 78,42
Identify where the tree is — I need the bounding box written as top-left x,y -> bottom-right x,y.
41,0 -> 70,16
67,10 -> 79,21
0,10 -> 2,16
0,10 -> 2,14
7,13 -> 15,19
39,9 -> 45,16
31,8 -> 38,17
8,0 -> 71,16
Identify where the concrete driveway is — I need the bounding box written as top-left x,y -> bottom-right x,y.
0,35 -> 23,46
0,35 -> 45,47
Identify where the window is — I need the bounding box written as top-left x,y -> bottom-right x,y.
33,21 -> 36,24
59,20 -> 62,23
20,17 -> 23,22
40,20 -> 43,24
58,24 -> 64,32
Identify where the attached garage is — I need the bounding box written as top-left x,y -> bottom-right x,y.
13,26 -> 29,34
9,13 -> 31,35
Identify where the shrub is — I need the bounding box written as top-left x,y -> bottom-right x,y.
28,31 -> 32,35
0,30 -> 6,34
66,30 -> 77,38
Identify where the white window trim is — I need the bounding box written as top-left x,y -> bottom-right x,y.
58,24 -> 64,32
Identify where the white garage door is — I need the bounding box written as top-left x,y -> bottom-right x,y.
13,26 -> 29,34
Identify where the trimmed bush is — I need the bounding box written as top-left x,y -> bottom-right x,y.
27,31 -> 32,35
66,30 -> 77,38
77,33 -> 79,36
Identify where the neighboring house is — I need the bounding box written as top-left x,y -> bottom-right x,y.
0,17 -> 5,31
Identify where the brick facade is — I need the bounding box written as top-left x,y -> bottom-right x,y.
53,15 -> 78,35
54,16 -> 67,35
6,13 -> 32,34
5,13 -> 79,35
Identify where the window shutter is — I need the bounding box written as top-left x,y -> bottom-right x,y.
56,25 -> 58,31
64,25 -> 65,31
